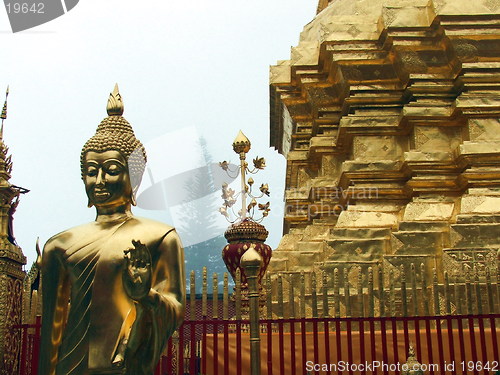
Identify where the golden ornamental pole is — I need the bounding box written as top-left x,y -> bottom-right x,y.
232,130 -> 251,220
241,245 -> 262,375
239,150 -> 246,219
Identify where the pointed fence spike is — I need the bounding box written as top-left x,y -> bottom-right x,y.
190,270 -> 196,321
322,271 -> 329,318
266,273 -> 273,319
411,263 -> 418,316
212,273 -> 218,319
235,268 -> 242,320
368,267 -> 374,318
378,266 -> 385,317
444,271 -> 451,315
202,267 -> 208,317
277,273 -> 284,319
474,267 -> 482,315
401,265 -> 408,317
311,272 -> 318,318
343,268 -> 351,318
357,267 -> 364,317
223,272 -> 229,320
300,271 -> 306,319
334,268 -> 340,318
421,263 -> 429,316
432,268 -> 440,316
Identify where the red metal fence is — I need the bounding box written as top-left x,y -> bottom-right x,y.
15,265 -> 500,374
14,316 -> 40,375
158,314 -> 499,375
17,313 -> 499,375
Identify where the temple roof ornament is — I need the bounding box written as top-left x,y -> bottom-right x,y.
1,86 -> 9,139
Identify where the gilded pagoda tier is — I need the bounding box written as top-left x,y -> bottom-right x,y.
269,0 -> 500,289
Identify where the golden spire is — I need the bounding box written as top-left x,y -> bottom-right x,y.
106,83 -> 124,116
232,130 -> 251,154
1,86 -> 9,138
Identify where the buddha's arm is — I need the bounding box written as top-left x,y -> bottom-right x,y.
125,229 -> 185,373
39,243 -> 70,375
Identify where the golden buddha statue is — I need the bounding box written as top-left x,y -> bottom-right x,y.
39,85 -> 185,375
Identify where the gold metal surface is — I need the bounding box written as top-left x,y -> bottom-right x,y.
0,86 -> 28,375
232,130 -> 251,155
268,0 -> 500,307
240,246 -> 262,375
220,131 -> 270,223
1,86 -> 9,137
39,86 -> 185,375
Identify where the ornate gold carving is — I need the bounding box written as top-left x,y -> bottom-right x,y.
468,119 -> 486,141
269,0 -> 500,306
390,234 -> 404,254
383,259 -> 401,287
399,51 -> 428,73
484,0 -> 499,12
347,266 -> 359,288
460,196 -> 486,214
449,227 -> 463,248
318,23 -> 330,43
291,47 -> 303,63
414,127 -> 430,149
347,25 -> 361,38
353,137 -> 368,158
383,8 -> 397,26
2,277 -> 22,374
342,66 -> 363,81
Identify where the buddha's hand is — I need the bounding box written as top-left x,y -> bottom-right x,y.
123,240 -> 152,302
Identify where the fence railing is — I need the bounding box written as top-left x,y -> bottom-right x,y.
15,264 -> 500,375
15,313 -> 500,375
157,314 -> 499,375
14,316 -> 40,375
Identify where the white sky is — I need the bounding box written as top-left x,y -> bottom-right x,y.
0,0 -> 317,266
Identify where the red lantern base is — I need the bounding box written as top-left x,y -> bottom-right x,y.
222,219 -> 273,305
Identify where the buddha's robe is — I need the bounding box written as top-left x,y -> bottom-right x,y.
39,216 -> 185,375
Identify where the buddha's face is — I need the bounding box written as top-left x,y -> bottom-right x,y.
83,150 -> 133,209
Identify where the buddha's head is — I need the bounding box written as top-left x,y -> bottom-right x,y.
81,85 -> 147,209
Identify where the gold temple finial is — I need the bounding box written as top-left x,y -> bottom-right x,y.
232,130 -> 251,154
1,86 -> 10,138
106,83 -> 124,116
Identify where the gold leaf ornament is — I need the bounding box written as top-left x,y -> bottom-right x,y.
219,161 -> 229,171
253,156 -> 266,170
259,183 -> 270,196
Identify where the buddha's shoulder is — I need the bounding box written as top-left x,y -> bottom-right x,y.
127,217 -> 180,243
43,222 -> 96,252
127,216 -> 182,248
128,216 -> 175,234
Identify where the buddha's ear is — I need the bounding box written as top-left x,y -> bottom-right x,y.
87,199 -> 93,208
131,186 -> 139,206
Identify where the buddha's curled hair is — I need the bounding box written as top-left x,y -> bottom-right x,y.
80,115 -> 147,191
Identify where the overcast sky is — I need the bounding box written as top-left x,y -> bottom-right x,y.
0,0 -> 317,267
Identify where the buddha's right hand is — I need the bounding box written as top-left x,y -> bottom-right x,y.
123,240 -> 152,302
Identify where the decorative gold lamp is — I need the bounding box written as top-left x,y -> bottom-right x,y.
219,131 -> 272,304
